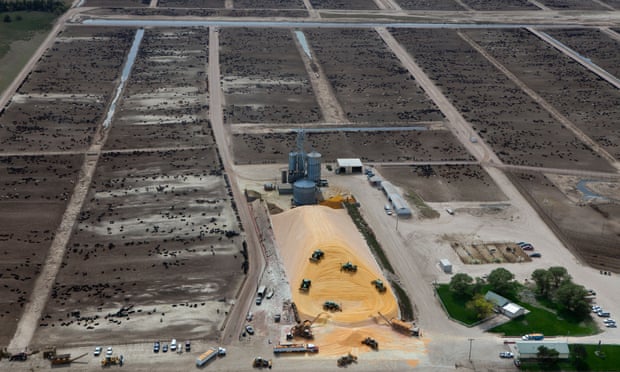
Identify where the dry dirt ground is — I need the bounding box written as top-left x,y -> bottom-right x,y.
1,2 -> 620,371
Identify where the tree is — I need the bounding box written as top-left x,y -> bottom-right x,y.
571,344 -> 588,370
449,273 -> 474,298
531,268 -> 551,296
466,293 -> 494,319
537,345 -> 559,366
488,268 -> 515,295
548,266 -> 570,288
555,282 -> 589,318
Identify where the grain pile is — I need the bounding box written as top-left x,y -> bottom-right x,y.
272,206 -> 398,324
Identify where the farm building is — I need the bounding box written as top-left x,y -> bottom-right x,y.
439,259 -> 452,273
336,158 -> 363,174
381,181 -> 412,218
515,341 -> 570,360
485,291 -> 526,318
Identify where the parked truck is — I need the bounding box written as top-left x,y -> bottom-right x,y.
196,348 -> 218,367
521,333 -> 544,341
273,343 -> 318,354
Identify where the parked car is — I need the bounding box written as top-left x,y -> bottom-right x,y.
606,323 -> 617,328
106,347 -> 113,357
517,242 -> 528,246
598,311 -> 611,317
153,341 -> 160,353
521,245 -> 534,251
592,305 -> 601,311
170,339 -> 177,351
603,319 -> 616,324
94,347 -> 102,356
245,325 -> 255,335
529,253 -> 541,258
256,296 -> 262,305
185,340 -> 191,352
162,344 -> 168,353
499,351 -> 514,358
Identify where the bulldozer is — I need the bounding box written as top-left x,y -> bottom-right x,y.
378,312 -> 420,336
323,301 -> 342,312
341,261 -> 357,272
299,279 -> 311,292
309,250 -> 324,263
288,313 -> 325,340
101,355 -> 124,367
371,279 -> 387,293
252,356 -> 272,369
337,353 -> 358,367
361,337 -> 379,350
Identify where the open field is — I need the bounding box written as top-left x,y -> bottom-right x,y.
35,148 -> 243,346
396,0 -> 464,10
461,0 -> 538,10
0,154 -> 83,346
158,0 -> 225,7
310,0 -> 378,9
232,129 -> 474,164
390,28 -> 616,172
220,28 -> 321,124
105,28 -> 213,150
466,28 -> 620,161
537,0 -> 610,10
82,0 -> 149,6
305,29 -> 443,125
451,241 -> 531,264
86,7 -> 309,16
546,28 -> 620,78
377,165 -> 506,202
508,171 -> 620,272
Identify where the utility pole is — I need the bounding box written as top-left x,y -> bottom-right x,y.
468,338 -> 474,362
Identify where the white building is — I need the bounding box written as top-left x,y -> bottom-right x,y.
336,158 -> 363,174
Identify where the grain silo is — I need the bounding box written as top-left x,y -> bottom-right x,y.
293,179 -> 316,205
306,151 -> 322,183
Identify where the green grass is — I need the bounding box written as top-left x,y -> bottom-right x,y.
489,301 -> 598,337
405,190 -> 440,219
0,11 -> 57,93
436,284 -> 480,325
519,344 -> 620,371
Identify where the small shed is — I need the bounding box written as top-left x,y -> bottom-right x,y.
515,341 -> 569,360
484,291 -> 510,307
336,158 -> 363,174
439,259 -> 452,273
502,303 -> 525,318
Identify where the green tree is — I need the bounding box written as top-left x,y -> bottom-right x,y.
449,273 -> 474,298
571,344 -> 588,370
466,293 -> 494,319
531,268 -> 552,296
548,266 -> 570,288
537,345 -> 559,366
488,268 -> 515,295
556,282 -> 589,318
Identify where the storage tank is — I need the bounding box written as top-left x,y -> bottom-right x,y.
288,152 -> 297,174
293,179 -> 316,205
306,151 -> 321,183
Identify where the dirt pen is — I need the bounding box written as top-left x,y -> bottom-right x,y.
451,241 -> 532,264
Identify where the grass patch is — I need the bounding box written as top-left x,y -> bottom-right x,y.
0,11 -> 57,93
489,301 -> 598,337
405,190 -> 440,219
344,201 -> 394,274
344,202 -> 415,320
435,284 -> 480,325
519,344 -> 620,371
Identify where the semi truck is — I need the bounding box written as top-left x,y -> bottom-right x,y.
196,348 -> 218,367
273,343 -> 319,354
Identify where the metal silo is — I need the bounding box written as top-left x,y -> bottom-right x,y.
293,179 -> 316,205
288,152 -> 297,174
306,151 -> 322,183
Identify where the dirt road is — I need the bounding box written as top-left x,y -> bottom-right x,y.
208,27 -> 266,345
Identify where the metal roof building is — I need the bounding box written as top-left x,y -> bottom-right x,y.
515,341 -> 570,360
380,181 -> 412,218
336,158 -> 363,174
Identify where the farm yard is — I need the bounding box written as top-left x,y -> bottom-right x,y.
0,1 -> 619,369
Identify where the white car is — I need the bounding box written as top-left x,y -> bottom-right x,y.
93,347 -> 102,356
603,319 -> 616,324
170,339 -> 177,351
499,351 -> 514,358
106,347 -> 113,356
